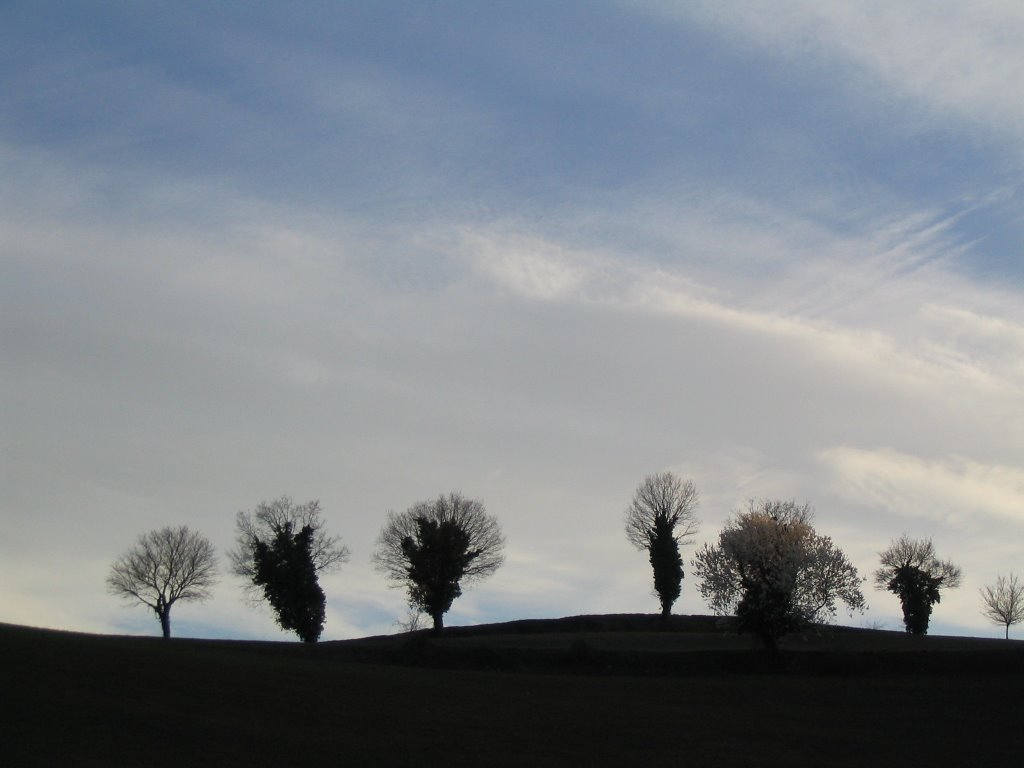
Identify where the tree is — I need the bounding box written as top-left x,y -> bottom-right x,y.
230,496 -> 349,642
874,535 -> 961,635
107,526 -> 218,639
373,492 -> 504,634
979,573 -> 1024,640
692,500 -> 865,649
624,472 -> 700,618
252,522 -> 326,643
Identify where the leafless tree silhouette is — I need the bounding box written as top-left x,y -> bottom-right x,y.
980,573 -> 1024,639
107,526 -> 218,638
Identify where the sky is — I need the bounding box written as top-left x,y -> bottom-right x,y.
2,0 -> 1023,642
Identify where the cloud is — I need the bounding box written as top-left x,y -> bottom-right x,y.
5,145 -> 1022,638
821,447 -> 1024,527
456,196 -> 1024,412
3,3 -> 1022,641
639,0 -> 1024,155
463,230 -> 592,301
817,444 -> 1024,632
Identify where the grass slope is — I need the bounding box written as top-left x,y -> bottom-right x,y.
4,617 -> 1022,767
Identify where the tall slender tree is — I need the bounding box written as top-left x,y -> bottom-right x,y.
624,472 -> 700,618
252,522 -> 325,643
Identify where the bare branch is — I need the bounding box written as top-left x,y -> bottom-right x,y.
874,534 -> 962,635
874,535 -> 962,591
980,573 -> 1024,639
107,526 -> 218,638
230,496 -> 350,582
372,491 -> 504,632
624,472 -> 700,550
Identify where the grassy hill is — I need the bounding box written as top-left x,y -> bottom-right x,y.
4,616 -> 1022,766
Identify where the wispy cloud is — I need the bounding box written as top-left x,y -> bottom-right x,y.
640,0 -> 1024,154
821,447 -> 1024,528
457,196 -> 1024,404
3,2 -> 1022,640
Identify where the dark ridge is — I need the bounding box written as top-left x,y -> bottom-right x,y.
4,617 -> 1022,678
417,612 -> 727,636
343,612 -> 727,643
4,618 -> 1023,767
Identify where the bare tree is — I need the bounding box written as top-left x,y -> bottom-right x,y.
693,500 -> 864,649
230,496 -> 349,640
624,472 -> 700,618
373,492 -> 504,633
107,526 -> 218,638
394,606 -> 427,634
980,573 -> 1024,639
874,535 -> 961,635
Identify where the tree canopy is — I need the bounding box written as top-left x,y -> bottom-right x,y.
874,535 -> 961,635
374,492 -> 504,633
230,496 -> 348,641
230,497 -> 349,581
693,500 -> 865,648
979,573 -> 1024,640
252,522 -> 325,643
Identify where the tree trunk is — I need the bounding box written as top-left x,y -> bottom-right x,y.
431,611 -> 444,635
159,608 -> 171,639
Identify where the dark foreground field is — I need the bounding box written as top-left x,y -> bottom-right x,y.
4,617 -> 1023,767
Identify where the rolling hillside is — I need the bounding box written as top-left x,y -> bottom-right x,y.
4,617 -> 1022,766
